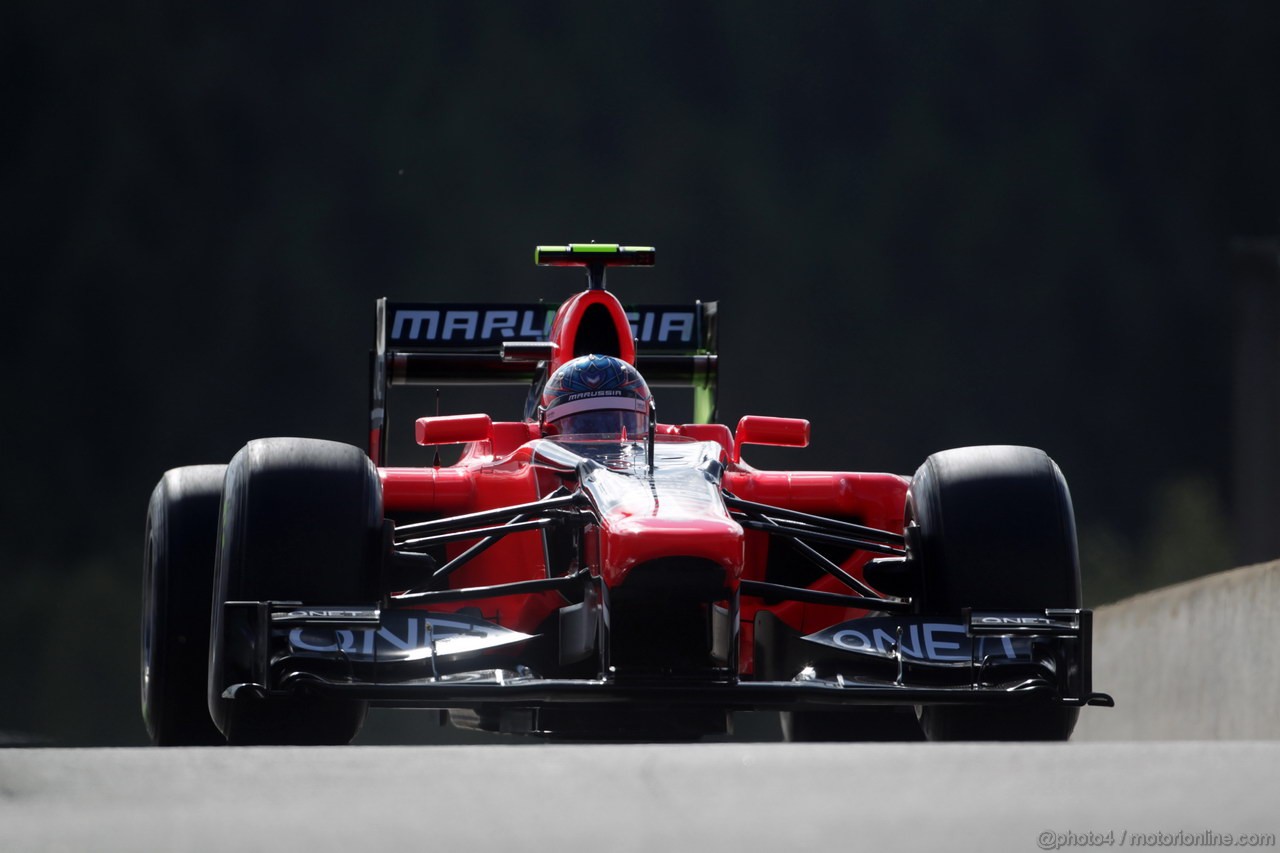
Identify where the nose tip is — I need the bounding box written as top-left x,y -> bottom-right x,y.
600,517 -> 744,587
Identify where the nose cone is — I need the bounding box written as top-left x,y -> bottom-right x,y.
587,468 -> 744,588
576,452 -> 743,678
602,514 -> 744,588
573,437 -> 744,588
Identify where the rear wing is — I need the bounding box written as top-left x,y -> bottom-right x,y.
369,299 -> 718,465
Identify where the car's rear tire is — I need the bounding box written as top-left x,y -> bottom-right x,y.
908,445 -> 1081,741
142,465 -> 229,746
208,438 -> 382,745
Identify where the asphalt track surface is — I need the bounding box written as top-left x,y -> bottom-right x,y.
3,741 -> 1277,853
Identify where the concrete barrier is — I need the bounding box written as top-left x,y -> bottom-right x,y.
1074,560 -> 1280,740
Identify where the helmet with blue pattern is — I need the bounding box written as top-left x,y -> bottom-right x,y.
538,355 -> 653,438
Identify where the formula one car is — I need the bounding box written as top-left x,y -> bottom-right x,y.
142,243 -> 1112,745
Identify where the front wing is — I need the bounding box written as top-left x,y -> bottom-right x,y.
220,598 -> 1115,713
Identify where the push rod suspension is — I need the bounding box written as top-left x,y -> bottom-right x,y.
393,491 -> 586,543
723,495 -> 905,545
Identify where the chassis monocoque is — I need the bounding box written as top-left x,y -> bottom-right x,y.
142,244 -> 1112,745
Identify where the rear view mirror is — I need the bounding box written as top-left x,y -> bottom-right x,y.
415,413 -> 493,446
733,416 -> 810,461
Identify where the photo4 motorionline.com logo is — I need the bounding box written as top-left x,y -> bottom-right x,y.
1038,829 -> 1276,849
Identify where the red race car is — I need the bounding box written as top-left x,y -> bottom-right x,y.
142,243 -> 1112,745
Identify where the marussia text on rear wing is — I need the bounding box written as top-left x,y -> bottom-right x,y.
369,298 -> 718,465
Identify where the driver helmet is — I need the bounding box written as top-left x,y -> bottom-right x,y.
539,354 -> 653,438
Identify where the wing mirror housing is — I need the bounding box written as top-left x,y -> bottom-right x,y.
733,416 -> 810,462
415,413 -> 493,446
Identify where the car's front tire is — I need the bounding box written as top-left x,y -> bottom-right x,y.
908,445 -> 1082,741
208,438 -> 382,745
142,464 -> 228,746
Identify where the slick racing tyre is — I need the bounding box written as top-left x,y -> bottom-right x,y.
142,464 -> 229,746
208,438 -> 382,745
908,445 -> 1081,741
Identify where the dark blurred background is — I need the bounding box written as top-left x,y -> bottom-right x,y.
4,1 -> 1279,745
